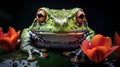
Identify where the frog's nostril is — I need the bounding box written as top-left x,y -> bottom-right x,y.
63,22 -> 68,26
55,22 -> 59,26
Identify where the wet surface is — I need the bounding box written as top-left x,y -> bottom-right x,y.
69,58 -> 120,67
0,50 -> 71,67
0,59 -> 39,67
0,50 -> 120,67
0,58 -> 120,67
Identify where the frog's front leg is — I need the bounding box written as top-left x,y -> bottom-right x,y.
20,29 -> 48,61
21,45 -> 36,61
21,45 -> 48,61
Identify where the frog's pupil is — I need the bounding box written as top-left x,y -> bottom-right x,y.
38,13 -> 43,18
78,14 -> 84,19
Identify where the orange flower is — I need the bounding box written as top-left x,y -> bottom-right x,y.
81,34 -> 118,63
114,32 -> 120,58
0,27 -> 21,52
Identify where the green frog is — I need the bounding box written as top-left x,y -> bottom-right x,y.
20,7 -> 95,62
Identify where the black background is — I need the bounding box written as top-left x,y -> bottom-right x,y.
0,0 -> 119,42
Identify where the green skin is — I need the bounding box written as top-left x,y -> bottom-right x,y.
20,7 -> 95,61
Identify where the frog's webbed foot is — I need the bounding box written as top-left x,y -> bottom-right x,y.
21,45 -> 48,61
63,49 -> 87,63
63,49 -> 80,56
71,50 -> 87,63
70,57 -> 79,63
40,48 -> 47,52
26,47 -> 36,61
28,49 -> 48,61
71,49 -> 88,63
33,48 -> 48,59
27,56 -> 36,62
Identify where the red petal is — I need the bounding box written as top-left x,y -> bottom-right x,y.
0,37 -> 10,43
17,30 -> 21,37
103,36 -> 112,51
81,34 -> 116,63
7,27 -> 16,37
0,27 -> 4,37
81,40 -> 91,50
104,46 -> 119,59
81,45 -> 91,59
114,32 -> 120,46
81,45 -> 108,63
0,37 -> 11,51
91,34 -> 104,48
91,48 -> 104,63
114,32 -> 120,58
10,30 -> 20,50
88,46 -> 107,63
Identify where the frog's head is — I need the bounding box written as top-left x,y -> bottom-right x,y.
30,7 -> 89,35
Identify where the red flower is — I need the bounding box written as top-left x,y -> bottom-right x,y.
81,34 -> 118,63
114,32 -> 120,58
0,27 -> 21,52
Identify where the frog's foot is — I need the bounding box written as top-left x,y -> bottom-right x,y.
40,53 -> 48,58
62,49 -> 80,56
71,57 -> 79,63
63,49 -> 87,63
63,52 -> 70,56
40,48 -> 47,52
22,46 -> 48,61
27,56 -> 36,62
70,50 -> 87,63
33,49 -> 48,59
26,48 -> 36,61
70,55 -> 87,63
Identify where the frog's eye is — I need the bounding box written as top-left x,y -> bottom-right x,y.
36,9 -> 46,23
76,10 -> 85,24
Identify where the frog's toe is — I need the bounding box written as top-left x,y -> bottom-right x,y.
27,56 -> 36,62
70,58 -> 79,63
40,53 -> 48,59
62,52 -> 70,56
41,48 -> 47,52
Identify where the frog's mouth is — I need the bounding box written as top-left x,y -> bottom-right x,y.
33,32 -> 84,35
29,31 -> 89,49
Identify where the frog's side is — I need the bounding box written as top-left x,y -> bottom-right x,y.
20,7 -> 95,62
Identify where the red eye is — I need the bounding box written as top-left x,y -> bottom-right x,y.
36,9 -> 46,23
76,10 -> 85,24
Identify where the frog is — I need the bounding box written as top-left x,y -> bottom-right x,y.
20,7 -> 95,62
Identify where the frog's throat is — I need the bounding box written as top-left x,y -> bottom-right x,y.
29,31 -> 89,49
